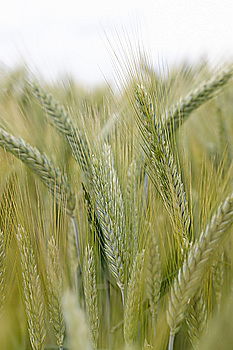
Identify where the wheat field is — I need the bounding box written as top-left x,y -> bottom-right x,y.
0,61 -> 232,350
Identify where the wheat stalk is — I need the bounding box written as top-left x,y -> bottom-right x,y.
63,291 -> 92,350
16,225 -> 46,350
167,192 -> 233,342
67,225 -> 79,292
165,65 -> 233,132
0,231 -> 6,315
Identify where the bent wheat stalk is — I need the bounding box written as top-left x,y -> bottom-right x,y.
167,192 -> 233,348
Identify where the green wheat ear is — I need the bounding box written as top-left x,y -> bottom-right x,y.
83,245 -> 99,348
30,82 -> 91,175
0,127 -> 75,217
167,192 -> 233,346
164,65 -> 233,132
16,225 -> 46,350
46,236 -> 65,349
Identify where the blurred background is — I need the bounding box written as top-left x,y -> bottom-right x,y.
1,0 -> 233,86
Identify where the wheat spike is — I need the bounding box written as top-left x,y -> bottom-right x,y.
31,82 -> 90,175
83,245 -> 99,348
124,250 -> 145,344
165,65 -> 233,132
212,251 -> 225,312
135,84 -> 191,250
167,192 -> 233,337
0,127 -> 75,216
16,225 -> 46,350
46,236 -> 65,349
91,144 -> 126,297
186,292 -> 208,350
145,234 -> 161,321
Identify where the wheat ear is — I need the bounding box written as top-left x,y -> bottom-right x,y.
212,251 -> 225,312
91,144 -> 126,299
167,192 -> 233,340
135,84 -> 191,250
16,225 -> 46,350
146,234 -> 161,322
83,245 -> 99,348
186,292 -> 208,350
124,250 -> 145,344
30,82 -> 90,175
63,291 -> 92,350
165,65 -> 233,132
46,236 -> 65,349
0,127 -> 75,216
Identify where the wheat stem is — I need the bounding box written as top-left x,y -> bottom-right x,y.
168,333 -> 175,350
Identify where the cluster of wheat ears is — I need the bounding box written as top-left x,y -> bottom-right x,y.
0,62 -> 232,350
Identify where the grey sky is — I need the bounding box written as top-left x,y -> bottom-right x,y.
0,0 -> 233,85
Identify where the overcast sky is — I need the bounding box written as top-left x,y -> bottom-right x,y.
0,0 -> 233,85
